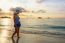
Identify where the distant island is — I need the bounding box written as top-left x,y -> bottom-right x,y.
38,17 -> 42,19
0,16 -> 11,18
47,17 -> 50,19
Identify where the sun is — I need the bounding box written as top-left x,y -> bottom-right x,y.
0,0 -> 21,12
0,0 -> 12,12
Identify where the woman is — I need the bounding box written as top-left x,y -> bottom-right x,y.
12,11 -> 21,38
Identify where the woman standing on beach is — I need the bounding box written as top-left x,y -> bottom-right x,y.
12,11 -> 21,38
11,7 -> 25,38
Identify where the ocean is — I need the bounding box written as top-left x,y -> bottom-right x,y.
0,18 -> 65,39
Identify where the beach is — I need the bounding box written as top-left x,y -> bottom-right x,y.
0,0 -> 65,43
0,18 -> 65,43
0,31 -> 65,43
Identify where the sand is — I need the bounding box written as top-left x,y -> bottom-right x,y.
0,28 -> 65,43
0,33 -> 65,43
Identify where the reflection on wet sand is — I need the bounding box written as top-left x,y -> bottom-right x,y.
0,31 -> 65,43
0,37 -> 12,43
0,26 -> 13,38
0,37 -> 20,43
12,37 -> 20,43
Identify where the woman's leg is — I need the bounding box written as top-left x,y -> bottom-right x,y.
12,27 -> 17,37
16,27 -> 20,38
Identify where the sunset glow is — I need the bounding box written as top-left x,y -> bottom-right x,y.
0,0 -> 65,18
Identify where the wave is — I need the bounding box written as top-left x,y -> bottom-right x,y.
50,26 -> 65,29
21,29 -> 65,39
25,24 -> 65,29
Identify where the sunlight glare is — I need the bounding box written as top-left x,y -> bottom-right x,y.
1,30 -> 8,37
1,18 -> 10,25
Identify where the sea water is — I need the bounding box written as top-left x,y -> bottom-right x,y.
0,18 -> 65,38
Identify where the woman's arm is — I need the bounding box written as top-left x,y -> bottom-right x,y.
13,16 -> 15,22
13,13 -> 16,23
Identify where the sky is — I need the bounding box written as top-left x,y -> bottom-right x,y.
0,0 -> 65,18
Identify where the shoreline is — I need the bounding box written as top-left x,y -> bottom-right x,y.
1,33 -> 65,43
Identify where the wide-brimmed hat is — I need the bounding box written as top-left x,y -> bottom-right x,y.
10,7 -> 24,13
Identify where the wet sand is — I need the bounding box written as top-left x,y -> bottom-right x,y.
0,32 -> 65,43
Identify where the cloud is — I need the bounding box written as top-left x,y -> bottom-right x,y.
37,10 -> 46,13
31,10 -> 46,13
10,7 -> 27,13
36,0 -> 45,3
